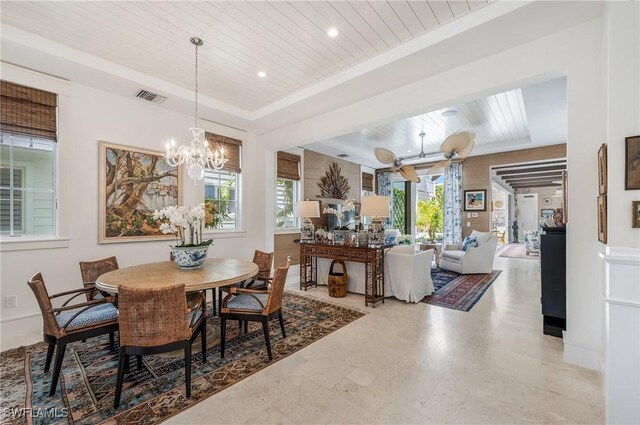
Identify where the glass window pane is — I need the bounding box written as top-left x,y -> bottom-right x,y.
204,170 -> 238,230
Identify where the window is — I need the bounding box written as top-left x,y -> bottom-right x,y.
204,170 -> 238,230
392,180 -> 407,232
276,178 -> 298,228
0,81 -> 57,238
202,132 -> 242,231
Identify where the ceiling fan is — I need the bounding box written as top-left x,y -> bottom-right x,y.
374,130 -> 476,183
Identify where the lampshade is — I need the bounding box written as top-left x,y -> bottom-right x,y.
360,195 -> 390,217
296,200 -> 320,218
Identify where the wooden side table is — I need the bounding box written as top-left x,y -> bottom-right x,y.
419,243 -> 442,268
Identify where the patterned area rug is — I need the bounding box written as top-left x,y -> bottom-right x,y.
422,268 -> 502,311
0,292 -> 364,425
499,243 -> 539,260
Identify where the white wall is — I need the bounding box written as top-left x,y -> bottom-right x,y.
603,2 -> 640,248
0,65 -> 263,348
257,19 -> 606,371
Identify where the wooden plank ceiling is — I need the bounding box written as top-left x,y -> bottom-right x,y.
492,159 -> 567,190
0,1 -> 489,111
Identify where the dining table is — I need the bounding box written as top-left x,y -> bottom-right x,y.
95,257 -> 259,351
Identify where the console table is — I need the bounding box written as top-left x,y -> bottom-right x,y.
298,242 -> 391,307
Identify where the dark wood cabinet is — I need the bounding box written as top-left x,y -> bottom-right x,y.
540,227 -> 566,337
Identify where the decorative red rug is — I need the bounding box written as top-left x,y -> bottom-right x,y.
422,268 -> 502,311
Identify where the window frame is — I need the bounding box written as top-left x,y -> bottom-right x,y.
203,168 -> 242,232
0,132 -> 58,239
275,177 -> 299,230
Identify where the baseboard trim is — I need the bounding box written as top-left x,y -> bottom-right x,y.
0,312 -> 39,323
563,333 -> 601,371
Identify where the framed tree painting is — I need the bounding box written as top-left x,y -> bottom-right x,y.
598,143 -> 607,195
626,135 -> 640,190
464,189 -> 487,211
99,141 -> 181,243
633,201 -> 640,229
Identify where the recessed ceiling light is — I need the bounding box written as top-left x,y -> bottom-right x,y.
441,109 -> 458,117
257,71 -> 267,78
327,27 -> 339,37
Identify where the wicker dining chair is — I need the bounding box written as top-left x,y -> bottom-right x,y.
113,284 -> 207,409
27,273 -> 119,396
79,256 -> 119,301
220,258 -> 290,361
218,250 -> 274,315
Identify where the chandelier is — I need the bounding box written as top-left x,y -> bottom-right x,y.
165,37 -> 227,185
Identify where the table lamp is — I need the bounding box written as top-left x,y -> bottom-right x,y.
296,200 -> 320,242
361,195 -> 390,245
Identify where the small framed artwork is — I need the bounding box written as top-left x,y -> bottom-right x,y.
626,135 -> 640,190
464,189 -> 487,211
633,201 -> 640,229
597,195 -> 607,244
598,143 -> 607,195
541,209 -> 554,220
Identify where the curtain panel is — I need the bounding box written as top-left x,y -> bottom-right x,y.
376,171 -> 392,227
443,161 -> 463,245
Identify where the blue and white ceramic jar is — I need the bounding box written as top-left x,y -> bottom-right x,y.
171,245 -> 210,269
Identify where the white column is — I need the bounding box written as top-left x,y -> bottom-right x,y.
601,247 -> 640,425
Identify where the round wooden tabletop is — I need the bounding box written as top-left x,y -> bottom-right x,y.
95,258 -> 259,294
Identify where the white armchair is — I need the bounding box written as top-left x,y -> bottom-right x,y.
384,245 -> 434,303
440,230 -> 497,274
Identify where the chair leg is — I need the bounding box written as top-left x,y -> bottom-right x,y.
218,294 -> 223,319
44,343 -> 55,373
261,317 -> 273,361
114,347 -> 127,409
278,312 -> 286,338
49,342 -> 66,396
109,332 -> 115,352
243,321 -> 248,334
137,355 -> 143,371
200,320 -> 207,363
184,342 -> 192,398
220,318 -> 226,358
124,354 -> 130,373
238,320 -> 243,334
210,288 -> 217,317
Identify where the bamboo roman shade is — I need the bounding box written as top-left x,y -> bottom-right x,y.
205,132 -> 242,173
277,152 -> 301,181
1,80 -> 57,141
362,172 -> 374,192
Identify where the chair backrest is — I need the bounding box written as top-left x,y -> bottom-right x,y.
27,273 -> 62,338
79,256 -> 119,301
118,284 -> 190,348
470,230 -> 493,246
266,258 -> 290,314
253,250 -> 274,280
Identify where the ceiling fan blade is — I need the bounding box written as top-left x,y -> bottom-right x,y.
440,131 -> 475,157
424,159 -> 450,174
456,136 -> 476,159
431,175 -> 440,182
399,164 -> 420,183
374,147 -> 397,165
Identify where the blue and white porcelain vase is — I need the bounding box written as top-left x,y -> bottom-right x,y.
171,245 -> 210,269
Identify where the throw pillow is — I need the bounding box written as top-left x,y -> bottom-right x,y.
461,236 -> 478,251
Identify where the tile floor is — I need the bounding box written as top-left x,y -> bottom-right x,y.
167,255 -> 604,424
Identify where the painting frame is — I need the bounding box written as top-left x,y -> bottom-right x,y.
597,194 -> 607,244
598,143 -> 607,195
99,141 -> 182,244
633,201 -> 640,229
464,189 -> 487,211
626,135 -> 640,190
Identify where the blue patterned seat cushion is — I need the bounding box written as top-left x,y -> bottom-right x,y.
56,303 -> 118,330
227,293 -> 268,311
188,309 -> 203,327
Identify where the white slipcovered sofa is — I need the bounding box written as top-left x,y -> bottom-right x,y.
384,245 -> 434,302
440,230 -> 497,274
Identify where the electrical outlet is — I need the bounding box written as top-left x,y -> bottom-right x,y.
4,295 -> 17,308
466,222 -> 471,227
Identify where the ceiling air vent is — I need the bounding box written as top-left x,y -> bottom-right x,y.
337,153 -> 349,158
134,89 -> 167,104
